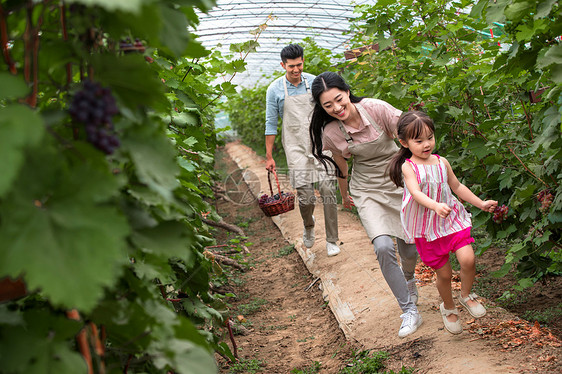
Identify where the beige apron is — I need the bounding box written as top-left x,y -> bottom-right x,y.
282,77 -> 333,188
338,103 -> 406,241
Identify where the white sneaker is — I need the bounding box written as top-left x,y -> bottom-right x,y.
326,242 -> 340,257
303,217 -> 315,248
407,278 -> 419,305
398,310 -> 422,338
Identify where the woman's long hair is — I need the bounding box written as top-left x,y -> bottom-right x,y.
309,72 -> 363,178
388,111 -> 435,187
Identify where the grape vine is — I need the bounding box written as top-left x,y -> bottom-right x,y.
0,0 -> 259,373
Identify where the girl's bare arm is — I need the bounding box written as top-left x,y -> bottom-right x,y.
442,157 -> 497,213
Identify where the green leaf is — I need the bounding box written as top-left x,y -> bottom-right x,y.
170,111 -> 200,127
68,0 -> 146,13
498,170 -> 513,190
446,105 -> 464,119
0,73 -> 29,100
158,4 -> 191,57
0,310 -> 85,373
469,0 -> 488,19
0,147 -> 129,311
468,138 -> 494,159
513,277 -> 534,291
536,44 -> 562,69
505,0 -> 533,22
485,0 -> 508,23
91,53 -> 167,110
123,123 -> 180,202
148,317 -> 217,373
535,0 -> 557,19
548,210 -> 562,224
132,221 -> 195,260
0,105 -> 45,198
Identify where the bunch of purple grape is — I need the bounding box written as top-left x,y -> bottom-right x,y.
68,80 -> 120,154
537,190 -> 554,213
259,192 -> 290,205
492,204 -> 509,224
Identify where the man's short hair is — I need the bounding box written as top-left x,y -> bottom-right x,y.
280,44 -> 304,63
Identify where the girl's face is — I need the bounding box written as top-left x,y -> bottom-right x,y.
400,125 -> 435,161
319,88 -> 354,121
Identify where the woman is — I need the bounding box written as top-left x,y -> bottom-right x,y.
309,71 -> 421,338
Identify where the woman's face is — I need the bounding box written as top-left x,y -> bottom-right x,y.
319,87 -> 353,121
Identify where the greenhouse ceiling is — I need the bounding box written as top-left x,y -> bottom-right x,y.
194,0 -> 374,88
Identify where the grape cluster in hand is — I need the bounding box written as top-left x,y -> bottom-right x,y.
537,190 -> 554,213
492,204 -> 509,224
69,80 -> 120,154
259,192 -> 290,205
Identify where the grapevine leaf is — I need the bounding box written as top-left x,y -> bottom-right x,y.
148,317 -> 217,373
158,4 -> 209,58
122,123 -> 180,202
68,0 -> 146,13
0,310 -> 85,373
469,0 -> 488,19
0,73 -> 29,100
169,111 -> 199,127
91,54 -> 167,110
0,306 -> 23,326
468,138 -> 494,159
548,211 -> 562,224
132,221 -> 195,260
131,251 -> 176,282
498,170 -> 513,190
0,105 -> 45,198
513,277 -> 534,291
535,0 -> 557,19
536,44 -> 562,69
0,147 -> 129,311
485,0 -> 508,24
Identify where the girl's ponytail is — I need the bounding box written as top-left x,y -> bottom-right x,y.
388,147 -> 412,188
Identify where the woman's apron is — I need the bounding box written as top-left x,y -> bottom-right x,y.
282,77 -> 333,188
337,103 -> 406,241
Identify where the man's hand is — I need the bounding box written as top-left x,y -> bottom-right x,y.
266,158 -> 276,172
342,195 -> 354,210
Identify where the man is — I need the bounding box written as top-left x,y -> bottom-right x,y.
264,44 -> 340,257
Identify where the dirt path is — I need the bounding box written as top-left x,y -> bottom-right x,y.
219,141 -> 561,373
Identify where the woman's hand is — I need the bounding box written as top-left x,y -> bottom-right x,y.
342,195 -> 354,210
481,200 -> 498,213
434,202 -> 452,218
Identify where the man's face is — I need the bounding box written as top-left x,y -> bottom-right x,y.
281,57 -> 304,81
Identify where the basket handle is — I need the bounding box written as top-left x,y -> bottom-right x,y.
267,170 -> 282,196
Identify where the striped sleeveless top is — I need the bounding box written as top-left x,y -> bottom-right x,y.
401,155 -> 472,243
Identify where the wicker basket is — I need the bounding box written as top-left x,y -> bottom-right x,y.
258,171 -> 295,217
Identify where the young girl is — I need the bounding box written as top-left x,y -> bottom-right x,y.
388,111 -> 498,334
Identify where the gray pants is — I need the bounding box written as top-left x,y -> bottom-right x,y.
373,235 -> 418,313
296,179 -> 338,243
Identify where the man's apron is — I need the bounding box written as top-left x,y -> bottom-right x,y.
281,77 -> 333,188
338,103 -> 406,241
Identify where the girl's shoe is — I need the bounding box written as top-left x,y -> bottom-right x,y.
439,303 -> 462,335
457,293 -> 486,318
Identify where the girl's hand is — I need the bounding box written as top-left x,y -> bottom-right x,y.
481,200 -> 498,213
434,202 -> 452,218
342,195 -> 355,210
